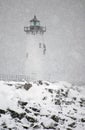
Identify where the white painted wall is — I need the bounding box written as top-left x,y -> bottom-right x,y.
25,34 -> 46,80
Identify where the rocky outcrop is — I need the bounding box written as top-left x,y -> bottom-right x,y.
7,109 -> 26,120
0,109 -> 6,114
0,81 -> 85,130
24,83 -> 32,90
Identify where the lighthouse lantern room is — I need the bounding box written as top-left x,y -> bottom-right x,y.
24,15 -> 46,35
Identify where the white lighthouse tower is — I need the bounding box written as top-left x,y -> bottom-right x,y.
24,15 -> 46,80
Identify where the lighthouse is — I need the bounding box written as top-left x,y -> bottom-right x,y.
24,15 -> 46,80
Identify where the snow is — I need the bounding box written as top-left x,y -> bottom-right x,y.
0,80 -> 85,130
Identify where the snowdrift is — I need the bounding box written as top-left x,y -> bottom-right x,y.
0,80 -> 85,130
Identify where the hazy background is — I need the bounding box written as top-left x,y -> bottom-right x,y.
0,0 -> 85,83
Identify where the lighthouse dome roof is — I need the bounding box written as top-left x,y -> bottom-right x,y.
30,15 -> 40,22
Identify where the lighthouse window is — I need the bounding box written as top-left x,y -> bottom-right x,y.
36,22 -> 40,26
43,43 -> 46,49
39,43 -> 41,48
43,44 -> 46,55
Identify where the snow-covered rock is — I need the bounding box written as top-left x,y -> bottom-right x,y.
0,80 -> 85,130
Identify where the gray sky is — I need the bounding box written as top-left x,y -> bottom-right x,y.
0,0 -> 85,83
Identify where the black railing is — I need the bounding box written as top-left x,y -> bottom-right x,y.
0,74 -> 30,82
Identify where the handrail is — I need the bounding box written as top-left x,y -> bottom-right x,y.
0,74 -> 30,81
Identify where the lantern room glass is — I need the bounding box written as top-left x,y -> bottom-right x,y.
30,21 -> 40,26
